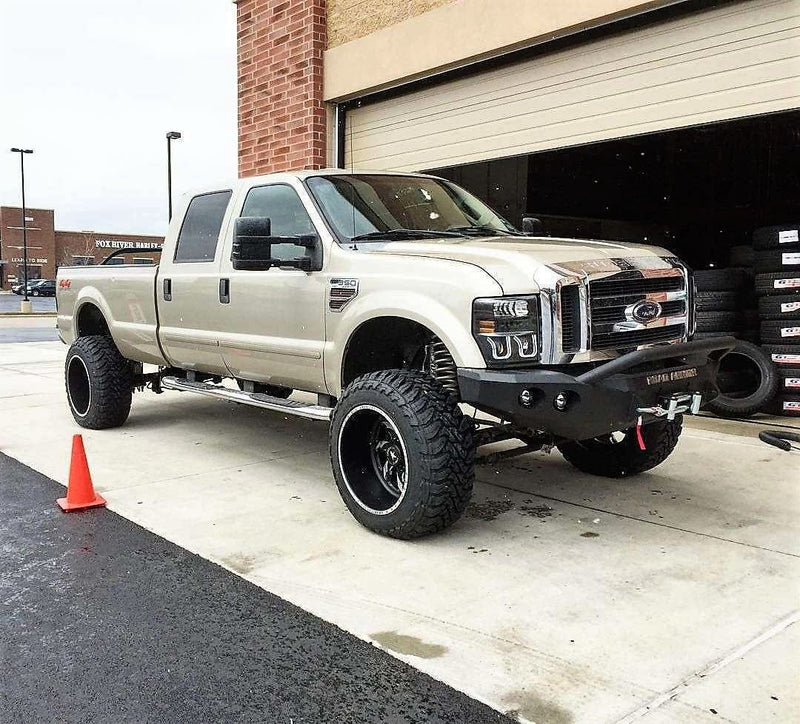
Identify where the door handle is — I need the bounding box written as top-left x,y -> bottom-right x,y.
219,278 -> 230,304
163,278 -> 172,301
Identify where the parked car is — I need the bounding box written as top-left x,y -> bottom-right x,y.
12,279 -> 46,295
29,279 -> 56,297
56,170 -> 734,538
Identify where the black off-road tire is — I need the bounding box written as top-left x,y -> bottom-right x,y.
758,296 -> 800,320
65,335 -> 133,429
754,249 -> 800,273
696,290 -> 739,311
694,268 -> 750,292
752,224 -> 800,250
762,345 -> 800,366
330,369 -> 474,539
755,271 -> 800,296
761,318 -> 800,345
704,340 -> 778,418
557,417 -> 682,478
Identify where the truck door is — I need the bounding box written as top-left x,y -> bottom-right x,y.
216,181 -> 327,393
156,190 -> 231,374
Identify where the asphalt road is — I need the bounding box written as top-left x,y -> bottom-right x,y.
0,293 -> 56,313
0,452 -> 511,724
0,325 -> 59,343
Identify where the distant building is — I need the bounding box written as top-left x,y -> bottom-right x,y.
0,206 -> 163,290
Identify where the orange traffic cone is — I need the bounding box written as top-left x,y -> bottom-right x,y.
57,434 -> 106,512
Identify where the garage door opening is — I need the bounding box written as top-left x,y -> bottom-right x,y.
428,109 -> 800,417
429,109 -> 799,270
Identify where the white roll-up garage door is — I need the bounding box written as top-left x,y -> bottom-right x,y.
345,0 -> 800,171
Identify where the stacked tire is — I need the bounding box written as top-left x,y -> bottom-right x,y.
694,267 -> 758,342
754,224 -> 800,417
694,257 -> 776,418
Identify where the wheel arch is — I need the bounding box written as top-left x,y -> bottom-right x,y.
75,301 -> 111,337
339,315 -> 436,389
340,316 -> 441,391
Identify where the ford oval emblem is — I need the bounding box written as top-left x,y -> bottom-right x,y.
631,300 -> 663,323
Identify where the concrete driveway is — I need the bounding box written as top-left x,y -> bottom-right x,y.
1,338 -> 798,724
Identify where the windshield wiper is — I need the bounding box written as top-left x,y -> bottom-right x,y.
351,228 -> 465,242
446,225 -> 516,236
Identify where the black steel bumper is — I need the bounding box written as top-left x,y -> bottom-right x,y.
457,337 -> 736,440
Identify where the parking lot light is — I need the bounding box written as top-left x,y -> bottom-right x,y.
10,147 -> 34,311
166,131 -> 182,221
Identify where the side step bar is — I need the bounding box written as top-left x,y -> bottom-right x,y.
160,376 -> 332,421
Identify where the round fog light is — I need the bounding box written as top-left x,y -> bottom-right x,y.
553,392 -> 569,411
519,389 -> 533,407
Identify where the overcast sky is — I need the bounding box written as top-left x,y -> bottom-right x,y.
0,0 -> 237,237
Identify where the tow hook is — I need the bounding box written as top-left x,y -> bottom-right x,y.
637,392 -> 702,421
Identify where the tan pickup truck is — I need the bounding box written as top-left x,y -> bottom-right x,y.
56,170 -> 733,538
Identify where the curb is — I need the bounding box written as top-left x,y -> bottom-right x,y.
0,312 -> 57,318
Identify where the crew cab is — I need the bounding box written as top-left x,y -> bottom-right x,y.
57,170 -> 732,538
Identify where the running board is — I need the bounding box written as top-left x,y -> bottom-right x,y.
160,376 -> 332,421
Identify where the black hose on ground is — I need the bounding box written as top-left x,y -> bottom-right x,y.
758,430 -> 800,452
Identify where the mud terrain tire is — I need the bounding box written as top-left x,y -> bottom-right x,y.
330,369 -> 474,538
557,417 -> 682,478
65,335 -> 133,429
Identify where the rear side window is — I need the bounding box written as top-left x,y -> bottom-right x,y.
174,190 -> 232,263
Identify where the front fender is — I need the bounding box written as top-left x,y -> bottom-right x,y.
325,290 -> 488,397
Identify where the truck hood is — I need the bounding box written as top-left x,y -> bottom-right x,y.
369,235 -> 673,294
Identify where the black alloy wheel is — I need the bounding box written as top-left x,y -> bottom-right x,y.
341,405 -> 409,514
329,369 -> 474,538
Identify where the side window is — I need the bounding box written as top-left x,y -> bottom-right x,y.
240,184 -> 316,262
174,190 -> 232,263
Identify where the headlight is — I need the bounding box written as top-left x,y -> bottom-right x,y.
472,295 -> 540,367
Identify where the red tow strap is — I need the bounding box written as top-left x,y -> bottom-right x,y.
636,416 -> 646,451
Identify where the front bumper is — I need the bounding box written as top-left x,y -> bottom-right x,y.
457,337 -> 735,440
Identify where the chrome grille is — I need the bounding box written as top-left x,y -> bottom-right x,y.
559,285 -> 581,353
588,270 -> 688,351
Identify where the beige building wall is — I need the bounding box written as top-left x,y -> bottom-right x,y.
324,0 -> 684,101
327,0 -> 454,48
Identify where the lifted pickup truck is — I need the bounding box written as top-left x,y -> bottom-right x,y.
57,170 -> 733,538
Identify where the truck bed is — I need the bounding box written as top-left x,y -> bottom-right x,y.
56,264 -> 166,366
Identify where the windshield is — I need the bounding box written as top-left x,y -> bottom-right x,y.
305,174 -> 517,243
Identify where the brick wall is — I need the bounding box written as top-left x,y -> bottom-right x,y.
237,0 -> 327,177
54,231 -> 164,268
0,206 -> 56,290
0,205 -> 163,290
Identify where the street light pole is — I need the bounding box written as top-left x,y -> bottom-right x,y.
166,131 -> 182,221
10,147 -> 33,310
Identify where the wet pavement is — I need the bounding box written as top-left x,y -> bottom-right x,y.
0,452 -> 510,724
0,293 -> 55,313
0,325 -> 59,343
